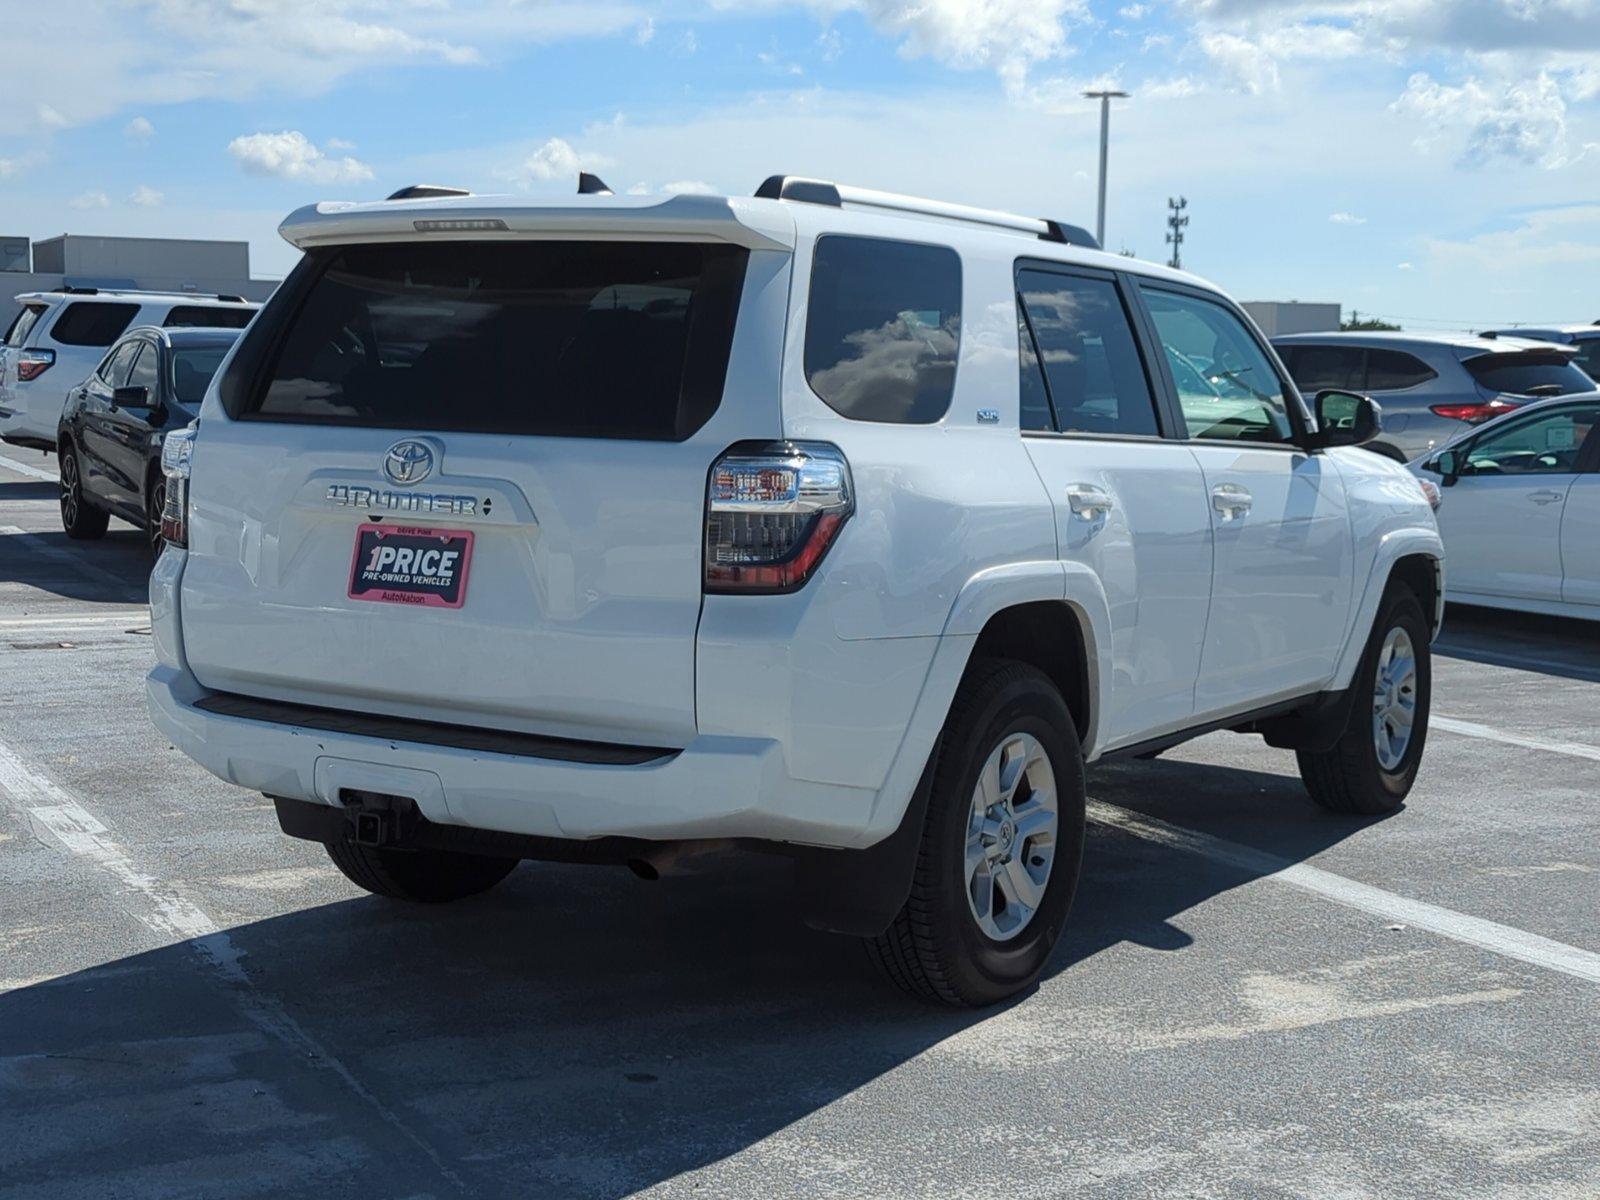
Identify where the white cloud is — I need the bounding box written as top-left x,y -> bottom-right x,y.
1119,3 -> 1149,18
125,115 -> 154,142
129,184 -> 164,207
1393,71 -> 1594,169
675,29 -> 699,55
227,131 -> 375,184
1397,262 -> 1415,271
818,27 -> 843,62
1426,205 -> 1600,270
1198,31 -> 1280,93
70,189 -> 110,209
849,0 -> 1084,90
503,136 -> 616,190
1329,211 -> 1366,225
634,18 -> 655,46
37,103 -> 69,131
661,179 -> 719,195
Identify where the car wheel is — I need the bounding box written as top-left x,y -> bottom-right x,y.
59,445 -> 109,540
867,658 -> 1086,1007
325,839 -> 519,903
146,475 -> 166,559
1297,586 -> 1431,815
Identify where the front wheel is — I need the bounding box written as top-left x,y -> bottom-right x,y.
59,446 -> 109,540
325,839 -> 518,902
867,658 -> 1087,1007
1297,587 -> 1431,814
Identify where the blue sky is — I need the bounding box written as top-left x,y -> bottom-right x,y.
3,1 -> 1597,330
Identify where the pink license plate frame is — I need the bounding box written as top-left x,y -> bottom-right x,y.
347,523 -> 475,609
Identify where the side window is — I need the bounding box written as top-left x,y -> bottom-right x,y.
1365,348 -> 1436,391
1282,344 -> 1363,393
804,235 -> 961,424
1017,308 -> 1054,432
99,342 -> 142,387
1570,339 -> 1600,382
5,303 -> 48,347
47,302 -> 140,348
1016,269 -> 1159,437
164,305 -> 254,329
1141,287 -> 1296,443
125,343 -> 160,394
1463,405 -> 1599,477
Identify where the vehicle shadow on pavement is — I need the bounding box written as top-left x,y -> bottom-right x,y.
0,760 -> 1372,1200
1435,603 -> 1600,682
0,526 -> 149,603
0,483 -> 58,502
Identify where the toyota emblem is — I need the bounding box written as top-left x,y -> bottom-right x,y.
383,440 -> 435,486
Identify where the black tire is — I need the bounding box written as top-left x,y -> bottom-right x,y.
867,658 -> 1087,1007
325,839 -> 518,903
146,474 -> 167,559
1297,586 -> 1431,814
59,445 -> 109,540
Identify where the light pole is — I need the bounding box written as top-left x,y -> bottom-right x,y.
1082,89 -> 1129,248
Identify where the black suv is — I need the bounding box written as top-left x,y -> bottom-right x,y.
57,325 -> 241,555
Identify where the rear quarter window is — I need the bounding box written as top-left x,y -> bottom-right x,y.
1364,348 -> 1437,391
5,303 -> 48,347
227,240 -> 749,440
46,302 -> 139,347
804,235 -> 961,424
164,305 -> 255,329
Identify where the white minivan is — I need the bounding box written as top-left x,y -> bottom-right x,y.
149,178 -> 1444,1005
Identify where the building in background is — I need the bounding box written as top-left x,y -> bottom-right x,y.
1,235 -> 279,329
1243,301 -> 1341,337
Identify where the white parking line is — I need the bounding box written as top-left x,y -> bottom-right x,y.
0,611 -> 149,630
1433,716 -> 1600,765
0,453 -> 58,483
0,524 -> 134,590
0,736 -> 468,1192
1089,800 -> 1600,987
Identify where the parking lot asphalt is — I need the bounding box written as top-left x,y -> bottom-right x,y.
1,443 -> 1597,1200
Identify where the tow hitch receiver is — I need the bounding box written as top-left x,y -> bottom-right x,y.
339,791 -> 421,848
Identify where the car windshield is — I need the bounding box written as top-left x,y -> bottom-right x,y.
171,344 -> 234,405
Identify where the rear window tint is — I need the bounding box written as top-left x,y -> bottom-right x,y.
164,305 -> 254,329
48,302 -> 139,347
172,345 -> 233,405
5,303 -> 48,347
804,235 -> 961,424
1465,353 -> 1593,398
1572,338 -> 1600,381
233,241 -> 748,440
1280,344 -> 1363,393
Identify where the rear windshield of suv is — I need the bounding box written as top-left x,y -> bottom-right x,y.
1465,352 -> 1593,398
48,302 -> 139,347
233,240 -> 749,440
164,305 -> 254,329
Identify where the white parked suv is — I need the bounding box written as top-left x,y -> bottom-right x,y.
148,178 -> 1444,1005
0,289 -> 257,450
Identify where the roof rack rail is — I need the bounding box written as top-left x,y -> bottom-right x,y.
52,285 -> 99,295
753,175 -> 1101,250
577,172 -> 614,196
215,294 -> 246,304
385,184 -> 473,201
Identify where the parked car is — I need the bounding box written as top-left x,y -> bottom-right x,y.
57,325 -> 243,556
1413,394 -> 1600,620
148,177 -> 1443,1006
0,289 -> 256,452
1273,331 -> 1595,462
1477,324 -> 1600,382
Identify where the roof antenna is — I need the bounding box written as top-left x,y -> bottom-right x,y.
578,172 -> 614,196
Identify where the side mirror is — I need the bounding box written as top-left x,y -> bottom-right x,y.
1435,448 -> 1463,486
1306,389 -> 1382,450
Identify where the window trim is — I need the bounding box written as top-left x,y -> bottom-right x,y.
1129,279 -> 1313,450
1013,257 -> 1174,441
803,232 -> 965,426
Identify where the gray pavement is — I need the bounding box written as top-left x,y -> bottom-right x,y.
1,444 -> 1597,1199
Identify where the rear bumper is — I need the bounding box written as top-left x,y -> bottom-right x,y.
147,662 -> 883,848
0,385 -> 62,447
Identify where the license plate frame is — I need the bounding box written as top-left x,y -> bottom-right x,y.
347,523 -> 474,609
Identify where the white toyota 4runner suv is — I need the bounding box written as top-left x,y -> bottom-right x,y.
148,177 -> 1443,1006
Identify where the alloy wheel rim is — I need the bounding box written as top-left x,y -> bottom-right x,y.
964,731 -> 1058,942
60,455 -> 78,526
1372,626 -> 1418,772
149,482 -> 165,555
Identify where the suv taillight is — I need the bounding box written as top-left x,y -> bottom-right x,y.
159,425 -> 197,548
16,349 -> 54,381
1430,399 -> 1520,423
704,441 -> 853,594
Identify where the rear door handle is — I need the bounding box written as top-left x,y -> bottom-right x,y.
1211,482 -> 1252,520
1528,489 -> 1565,506
1065,483 -> 1114,518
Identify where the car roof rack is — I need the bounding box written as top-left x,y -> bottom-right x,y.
577,172 -> 614,196
385,184 -> 473,201
45,285 -> 252,303
753,175 -> 1101,250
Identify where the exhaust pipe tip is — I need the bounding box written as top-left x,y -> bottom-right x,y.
626,858 -> 660,882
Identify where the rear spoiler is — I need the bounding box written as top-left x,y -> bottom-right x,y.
278,193 -> 795,253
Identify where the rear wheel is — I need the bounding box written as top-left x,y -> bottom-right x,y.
146,475 -> 167,559
325,839 -> 518,902
1297,586 -> 1431,814
867,658 -> 1086,1007
59,446 -> 109,540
